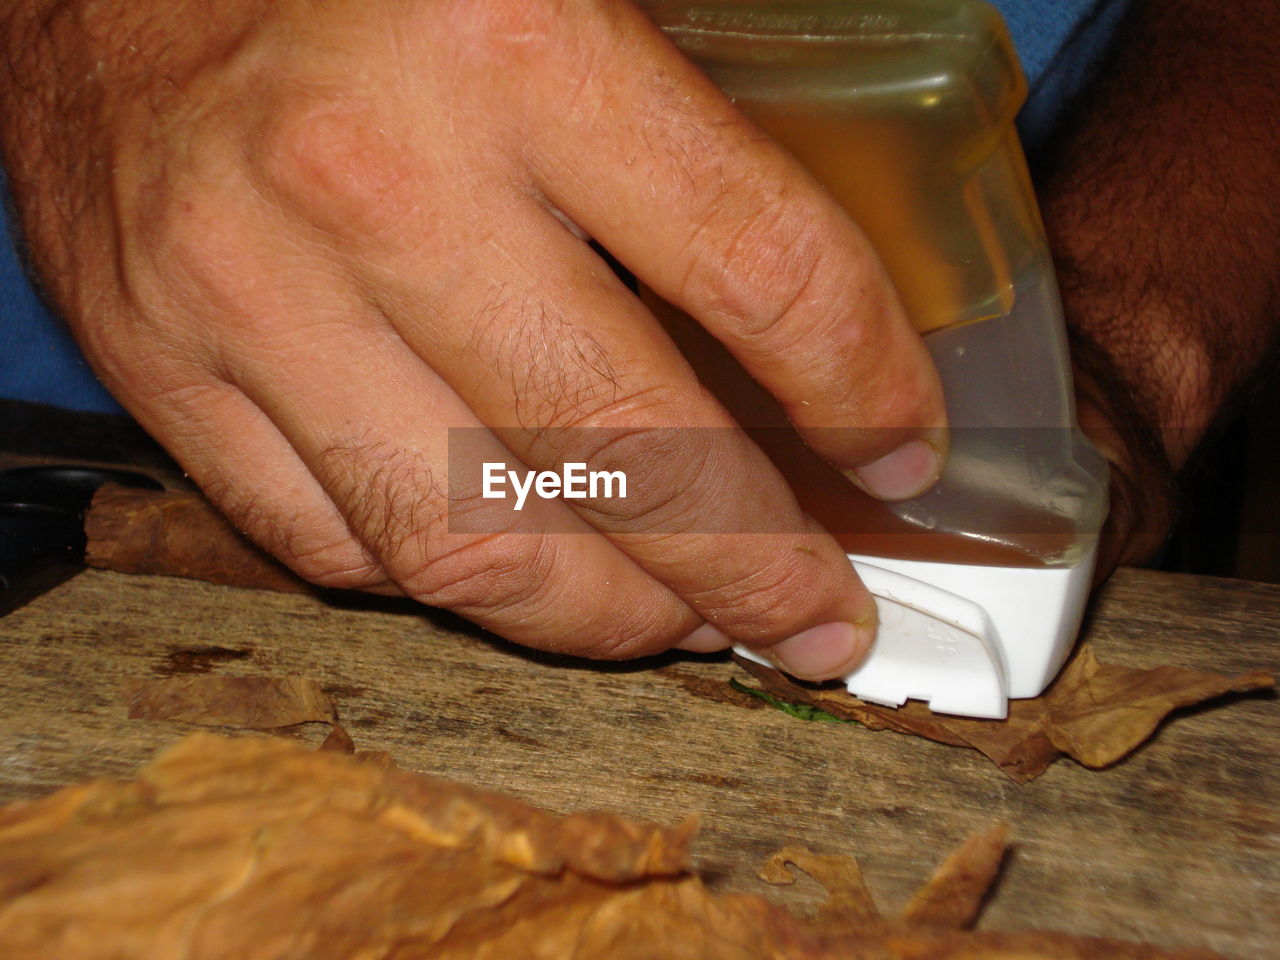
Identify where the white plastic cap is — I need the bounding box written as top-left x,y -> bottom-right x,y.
735,544 -> 1097,720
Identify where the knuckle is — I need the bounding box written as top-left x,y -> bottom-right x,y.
466,287 -> 623,431
201,476 -> 389,592
559,424 -> 716,533
544,380 -> 687,437
563,608 -> 683,660
313,437 -> 556,614
107,123 -> 310,347
399,527 -> 685,661
679,183 -> 831,342
72,319 -> 204,409
447,0 -> 567,50
686,550 -> 822,641
318,438 -> 447,568
252,94 -> 417,240
279,537 -> 386,592
398,533 -> 551,614
114,143 -> 262,330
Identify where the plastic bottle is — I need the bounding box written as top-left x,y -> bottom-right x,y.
640,0 -> 1110,717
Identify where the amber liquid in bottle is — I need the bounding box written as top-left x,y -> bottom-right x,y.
650,294 -> 1073,567
648,85 -> 1073,566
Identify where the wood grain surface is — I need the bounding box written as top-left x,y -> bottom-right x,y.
0,566 -> 1275,958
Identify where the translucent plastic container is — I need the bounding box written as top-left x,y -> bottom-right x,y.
642,0 -> 1110,716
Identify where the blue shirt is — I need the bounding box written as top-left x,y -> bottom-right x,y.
0,0 -> 1131,413
994,0 -> 1134,153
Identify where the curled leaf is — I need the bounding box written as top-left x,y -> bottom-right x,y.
900,822 -> 1009,928
758,846 -> 880,923
125,675 -> 336,728
735,646 -> 1273,781
0,736 -> 1223,959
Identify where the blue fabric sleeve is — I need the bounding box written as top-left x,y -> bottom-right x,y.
0,0 -> 1131,414
0,168 -> 123,413
990,0 -> 1134,155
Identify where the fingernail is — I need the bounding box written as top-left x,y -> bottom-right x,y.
845,438 -> 940,502
765,621 -> 871,682
673,622 -> 733,653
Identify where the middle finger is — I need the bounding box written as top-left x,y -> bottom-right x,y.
359,195 -> 879,657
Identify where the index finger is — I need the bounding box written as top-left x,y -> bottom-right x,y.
522,1 -> 947,500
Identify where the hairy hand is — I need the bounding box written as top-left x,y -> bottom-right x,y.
1,0 -> 946,677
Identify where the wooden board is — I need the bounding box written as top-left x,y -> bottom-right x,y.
0,565 -> 1276,957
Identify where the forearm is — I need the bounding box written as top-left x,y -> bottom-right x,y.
1038,0 -> 1280,562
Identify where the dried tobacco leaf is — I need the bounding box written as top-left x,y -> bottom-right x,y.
899,821 -> 1009,928
124,675 -> 336,728
318,724 -> 356,753
758,846 -> 881,923
85,484 -> 311,593
736,646 -> 1273,782
352,748 -> 397,769
0,736 -> 1221,960
0,735 -> 741,960
760,823 -> 1006,933
1037,647 -> 1273,768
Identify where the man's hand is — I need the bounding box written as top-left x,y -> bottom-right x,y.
0,0 -> 946,677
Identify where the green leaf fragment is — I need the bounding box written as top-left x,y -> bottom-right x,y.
729,677 -> 856,724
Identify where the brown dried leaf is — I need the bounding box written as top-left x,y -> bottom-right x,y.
758,846 -> 880,923
85,484 -> 311,593
900,822 -> 1009,928
0,735 -> 735,960
318,725 -> 393,767
0,736 -> 1223,960
352,749 -> 396,768
736,646 -> 1273,782
1041,646 -> 1274,768
125,675 -> 336,728
318,724 -> 356,753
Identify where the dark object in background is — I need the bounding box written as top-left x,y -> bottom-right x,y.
0,400 -> 175,474
0,464 -> 162,615
1160,372 -> 1280,583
